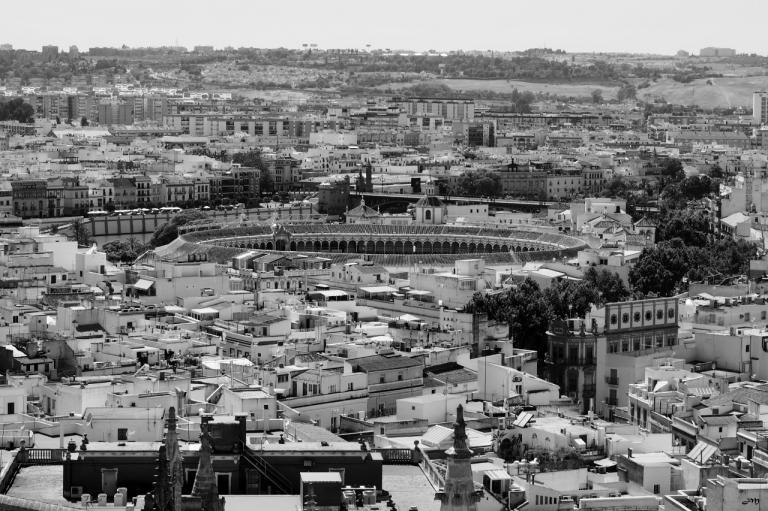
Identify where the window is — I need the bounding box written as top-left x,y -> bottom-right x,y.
622,313 -> 629,324
348,382 -> 353,391
117,428 -> 128,441
657,310 -> 663,320
379,375 -> 385,383
216,474 -> 230,495
668,308 -> 675,319
653,484 -> 660,494
634,312 -> 641,322
645,311 -> 652,321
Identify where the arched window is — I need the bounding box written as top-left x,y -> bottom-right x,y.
425,210 -> 432,221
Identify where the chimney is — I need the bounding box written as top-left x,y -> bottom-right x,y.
627,447 -> 633,458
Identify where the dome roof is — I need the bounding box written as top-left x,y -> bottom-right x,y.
414,195 -> 444,208
347,198 -> 381,218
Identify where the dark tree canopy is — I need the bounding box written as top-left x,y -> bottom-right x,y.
629,237 -> 757,297
232,150 -> 266,169
150,210 -> 208,247
455,170 -> 502,197
617,83 -> 637,102
102,238 -> 148,263
544,280 -> 600,320
583,267 -> 630,304
661,158 -> 685,182
70,218 -> 91,248
0,98 -> 34,123
465,278 -> 552,356
259,171 -> 275,195
655,208 -> 711,247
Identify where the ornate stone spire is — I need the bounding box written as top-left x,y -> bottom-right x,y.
436,404 -> 480,511
450,404 -> 470,456
165,407 -> 183,511
192,422 -> 223,511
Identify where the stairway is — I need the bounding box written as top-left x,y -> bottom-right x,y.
240,448 -> 293,494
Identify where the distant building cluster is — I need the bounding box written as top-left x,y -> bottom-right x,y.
3,42 -> 768,511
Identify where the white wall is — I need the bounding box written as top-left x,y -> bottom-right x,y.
396,394 -> 464,423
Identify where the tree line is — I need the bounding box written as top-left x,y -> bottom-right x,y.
628,163 -> 755,297
0,98 -> 34,123
100,210 -> 208,263
464,268 -> 629,357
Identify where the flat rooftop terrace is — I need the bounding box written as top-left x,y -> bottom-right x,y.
383,465 -> 439,511
6,465 -> 67,505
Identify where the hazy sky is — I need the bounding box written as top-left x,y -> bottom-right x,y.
5,0 -> 768,55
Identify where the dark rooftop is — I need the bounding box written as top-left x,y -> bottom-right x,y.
348,354 -> 423,372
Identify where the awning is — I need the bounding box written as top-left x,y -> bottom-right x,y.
483,469 -> 513,481
192,307 -> 220,315
359,285 -> 397,294
133,279 -> 154,291
397,314 -> 421,322
406,289 -> 432,296
313,289 -> 348,298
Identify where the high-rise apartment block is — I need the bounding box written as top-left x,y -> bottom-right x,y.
753,91 -> 768,125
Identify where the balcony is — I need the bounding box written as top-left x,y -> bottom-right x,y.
753,449 -> 768,468
605,375 -> 619,385
672,416 -> 697,438
628,387 -> 649,401
559,357 -> 596,366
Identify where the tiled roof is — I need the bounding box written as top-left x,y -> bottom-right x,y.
348,354 -> 422,372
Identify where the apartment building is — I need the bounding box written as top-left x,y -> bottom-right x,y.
346,354 -> 423,416
264,155 -> 302,193
11,180 -> 48,218
392,97 -> 475,121
594,296 -> 680,419
546,172 -> 585,200
497,166 -> 547,199
280,367 -> 369,431
545,315 -> 602,412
